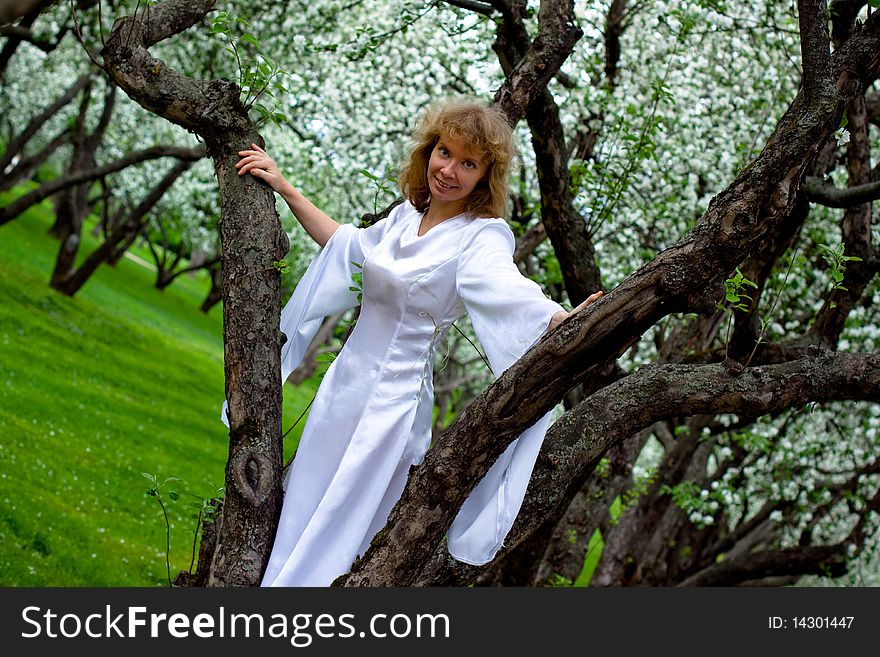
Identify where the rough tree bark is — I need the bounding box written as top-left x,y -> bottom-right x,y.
337,9 -> 880,586
492,0 -> 880,587
477,0 -> 631,586
101,0 -> 288,587
417,349 -> 880,585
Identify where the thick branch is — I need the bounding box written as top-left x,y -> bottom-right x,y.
798,0 -> 833,98
491,0 -> 602,302
679,544 -> 848,586
101,0 -> 248,136
443,0 -> 496,16
802,176 -> 880,206
492,0 -> 583,125
339,13 -> 880,586
728,196 -> 807,360
604,0 -> 627,84
109,0 -> 215,49
810,87 -> 876,343
418,350 -> 880,585
513,221 -> 546,263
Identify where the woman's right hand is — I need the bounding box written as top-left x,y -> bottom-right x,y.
237,143 -> 339,248
236,143 -> 293,197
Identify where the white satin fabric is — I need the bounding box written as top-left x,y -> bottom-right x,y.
256,201 -> 563,586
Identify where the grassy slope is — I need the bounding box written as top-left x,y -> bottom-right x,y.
0,196 -> 318,586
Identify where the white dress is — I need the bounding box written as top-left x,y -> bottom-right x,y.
256,201 -> 563,586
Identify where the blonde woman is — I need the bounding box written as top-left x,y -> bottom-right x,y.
236,99 -> 602,586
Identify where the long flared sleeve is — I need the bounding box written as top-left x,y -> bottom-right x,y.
221,209 -> 396,426
446,219 -> 564,565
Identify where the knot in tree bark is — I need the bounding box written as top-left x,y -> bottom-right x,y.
231,449 -> 273,506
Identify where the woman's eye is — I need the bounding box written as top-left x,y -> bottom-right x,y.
439,147 -> 449,156
464,161 -> 475,169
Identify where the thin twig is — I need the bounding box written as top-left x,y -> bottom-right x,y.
126,0 -> 142,51
189,505 -> 202,574
281,396 -> 315,472
282,395 -> 315,441
157,493 -> 172,586
745,237 -> 801,368
98,0 -> 105,45
70,0 -> 105,70
451,322 -> 491,372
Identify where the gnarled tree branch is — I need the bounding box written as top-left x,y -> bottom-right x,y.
802,176 -> 880,206
338,11 -> 880,587
492,0 -> 583,125
418,350 -> 880,585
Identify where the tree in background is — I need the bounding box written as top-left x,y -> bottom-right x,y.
2,0 -> 879,586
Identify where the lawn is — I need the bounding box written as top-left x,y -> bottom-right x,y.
0,194 -> 319,586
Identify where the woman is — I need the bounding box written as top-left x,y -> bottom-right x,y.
235,99 -> 602,586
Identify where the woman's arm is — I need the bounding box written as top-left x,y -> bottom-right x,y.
547,290 -> 604,331
236,144 -> 339,248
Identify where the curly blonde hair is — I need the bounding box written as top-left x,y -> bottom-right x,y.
398,99 -> 514,219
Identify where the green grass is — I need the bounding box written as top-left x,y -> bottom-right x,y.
0,193 -> 320,586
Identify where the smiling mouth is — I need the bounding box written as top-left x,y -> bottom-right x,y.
434,177 -> 458,191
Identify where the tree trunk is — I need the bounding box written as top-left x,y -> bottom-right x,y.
102,0 -> 289,586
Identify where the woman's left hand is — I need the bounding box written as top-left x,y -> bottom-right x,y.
547,290 -> 603,331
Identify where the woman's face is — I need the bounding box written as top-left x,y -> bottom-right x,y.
426,135 -> 488,209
